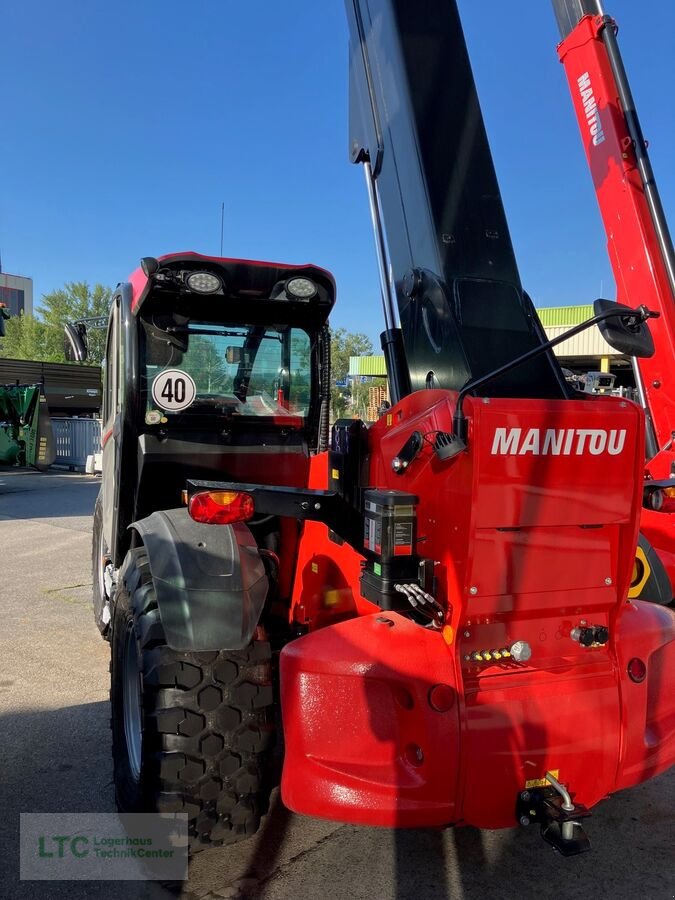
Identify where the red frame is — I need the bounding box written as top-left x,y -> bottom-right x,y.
279,390 -> 675,828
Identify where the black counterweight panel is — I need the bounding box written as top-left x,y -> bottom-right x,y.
346,0 -> 567,398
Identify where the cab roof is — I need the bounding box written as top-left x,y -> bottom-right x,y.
127,252 -> 336,326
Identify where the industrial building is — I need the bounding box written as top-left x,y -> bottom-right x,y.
0,271 -> 33,317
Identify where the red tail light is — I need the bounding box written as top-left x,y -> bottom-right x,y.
188,490 -> 255,524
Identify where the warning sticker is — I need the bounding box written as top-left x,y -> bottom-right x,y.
393,521 -> 413,556
151,369 -> 196,413
525,769 -> 560,790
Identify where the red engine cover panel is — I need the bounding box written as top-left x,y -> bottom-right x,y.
280,613 -> 460,827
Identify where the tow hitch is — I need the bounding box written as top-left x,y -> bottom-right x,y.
516,772 -> 592,856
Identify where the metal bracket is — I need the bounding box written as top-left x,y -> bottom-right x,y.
516,786 -> 592,857
187,479 -> 364,550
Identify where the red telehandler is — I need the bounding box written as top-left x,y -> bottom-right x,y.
74,0 -> 675,858
553,0 -> 675,605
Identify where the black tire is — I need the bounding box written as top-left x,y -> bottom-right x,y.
110,547 -> 275,853
92,492 -> 111,639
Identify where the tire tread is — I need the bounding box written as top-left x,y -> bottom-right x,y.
112,546 -> 274,852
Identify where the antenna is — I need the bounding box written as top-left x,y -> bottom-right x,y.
219,202 -> 224,257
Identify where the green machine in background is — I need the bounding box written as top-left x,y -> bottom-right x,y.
0,383 -> 55,470
0,303 -> 56,470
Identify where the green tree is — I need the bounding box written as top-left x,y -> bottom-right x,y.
186,336 -> 232,393
0,313 -> 63,362
0,282 -> 112,365
329,327 -> 373,421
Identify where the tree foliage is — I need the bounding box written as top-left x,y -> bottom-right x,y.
187,336 -> 233,393
0,314 -> 63,362
0,282 -> 112,365
329,327 -> 373,421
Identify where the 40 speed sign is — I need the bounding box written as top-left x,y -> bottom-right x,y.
151,369 -> 196,412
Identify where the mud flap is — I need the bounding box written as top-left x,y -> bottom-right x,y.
129,508 -> 268,651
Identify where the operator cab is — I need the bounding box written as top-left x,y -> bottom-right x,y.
131,255 -> 334,518
82,252 -> 334,568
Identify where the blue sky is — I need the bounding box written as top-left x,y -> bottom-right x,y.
3,0 -> 673,345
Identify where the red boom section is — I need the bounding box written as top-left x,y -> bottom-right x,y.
281,391 -> 675,828
557,16 -> 675,474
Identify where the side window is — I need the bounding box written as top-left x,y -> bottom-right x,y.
103,310 -> 118,423
117,310 -> 125,413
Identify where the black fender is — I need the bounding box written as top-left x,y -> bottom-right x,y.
128,508 -> 268,651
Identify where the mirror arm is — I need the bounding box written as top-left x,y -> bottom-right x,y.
452,303 -> 658,441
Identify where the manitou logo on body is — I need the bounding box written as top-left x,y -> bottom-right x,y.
491,427 -> 626,456
577,72 -> 605,146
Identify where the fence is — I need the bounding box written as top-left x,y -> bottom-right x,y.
51,418 -> 102,470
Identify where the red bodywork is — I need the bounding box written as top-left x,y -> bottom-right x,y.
280,390 -> 675,827
556,14 -> 675,594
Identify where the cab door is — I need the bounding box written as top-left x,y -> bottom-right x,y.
101,296 -> 121,561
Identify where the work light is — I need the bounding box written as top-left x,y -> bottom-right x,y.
285,277 -> 317,300
186,271 -> 222,294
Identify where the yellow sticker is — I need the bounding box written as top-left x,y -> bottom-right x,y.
311,562 -> 319,574
386,414 -> 393,426
525,769 -> 560,790
331,468 -> 340,481
323,589 -> 341,608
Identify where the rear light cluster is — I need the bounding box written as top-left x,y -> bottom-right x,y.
188,490 -> 255,524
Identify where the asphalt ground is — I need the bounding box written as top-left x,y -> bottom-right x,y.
0,469 -> 673,900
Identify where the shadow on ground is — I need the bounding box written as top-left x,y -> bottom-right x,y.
0,471 -> 99,521
1,702 -> 673,900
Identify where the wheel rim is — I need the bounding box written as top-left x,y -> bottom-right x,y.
122,626 -> 143,780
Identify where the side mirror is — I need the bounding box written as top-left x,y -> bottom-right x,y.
64,323 -> 88,362
593,298 -> 655,358
226,346 -> 242,364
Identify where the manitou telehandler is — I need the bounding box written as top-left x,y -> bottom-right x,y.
71,0 -> 675,857
552,0 -> 675,606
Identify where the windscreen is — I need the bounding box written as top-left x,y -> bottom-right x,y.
140,317 -> 314,424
